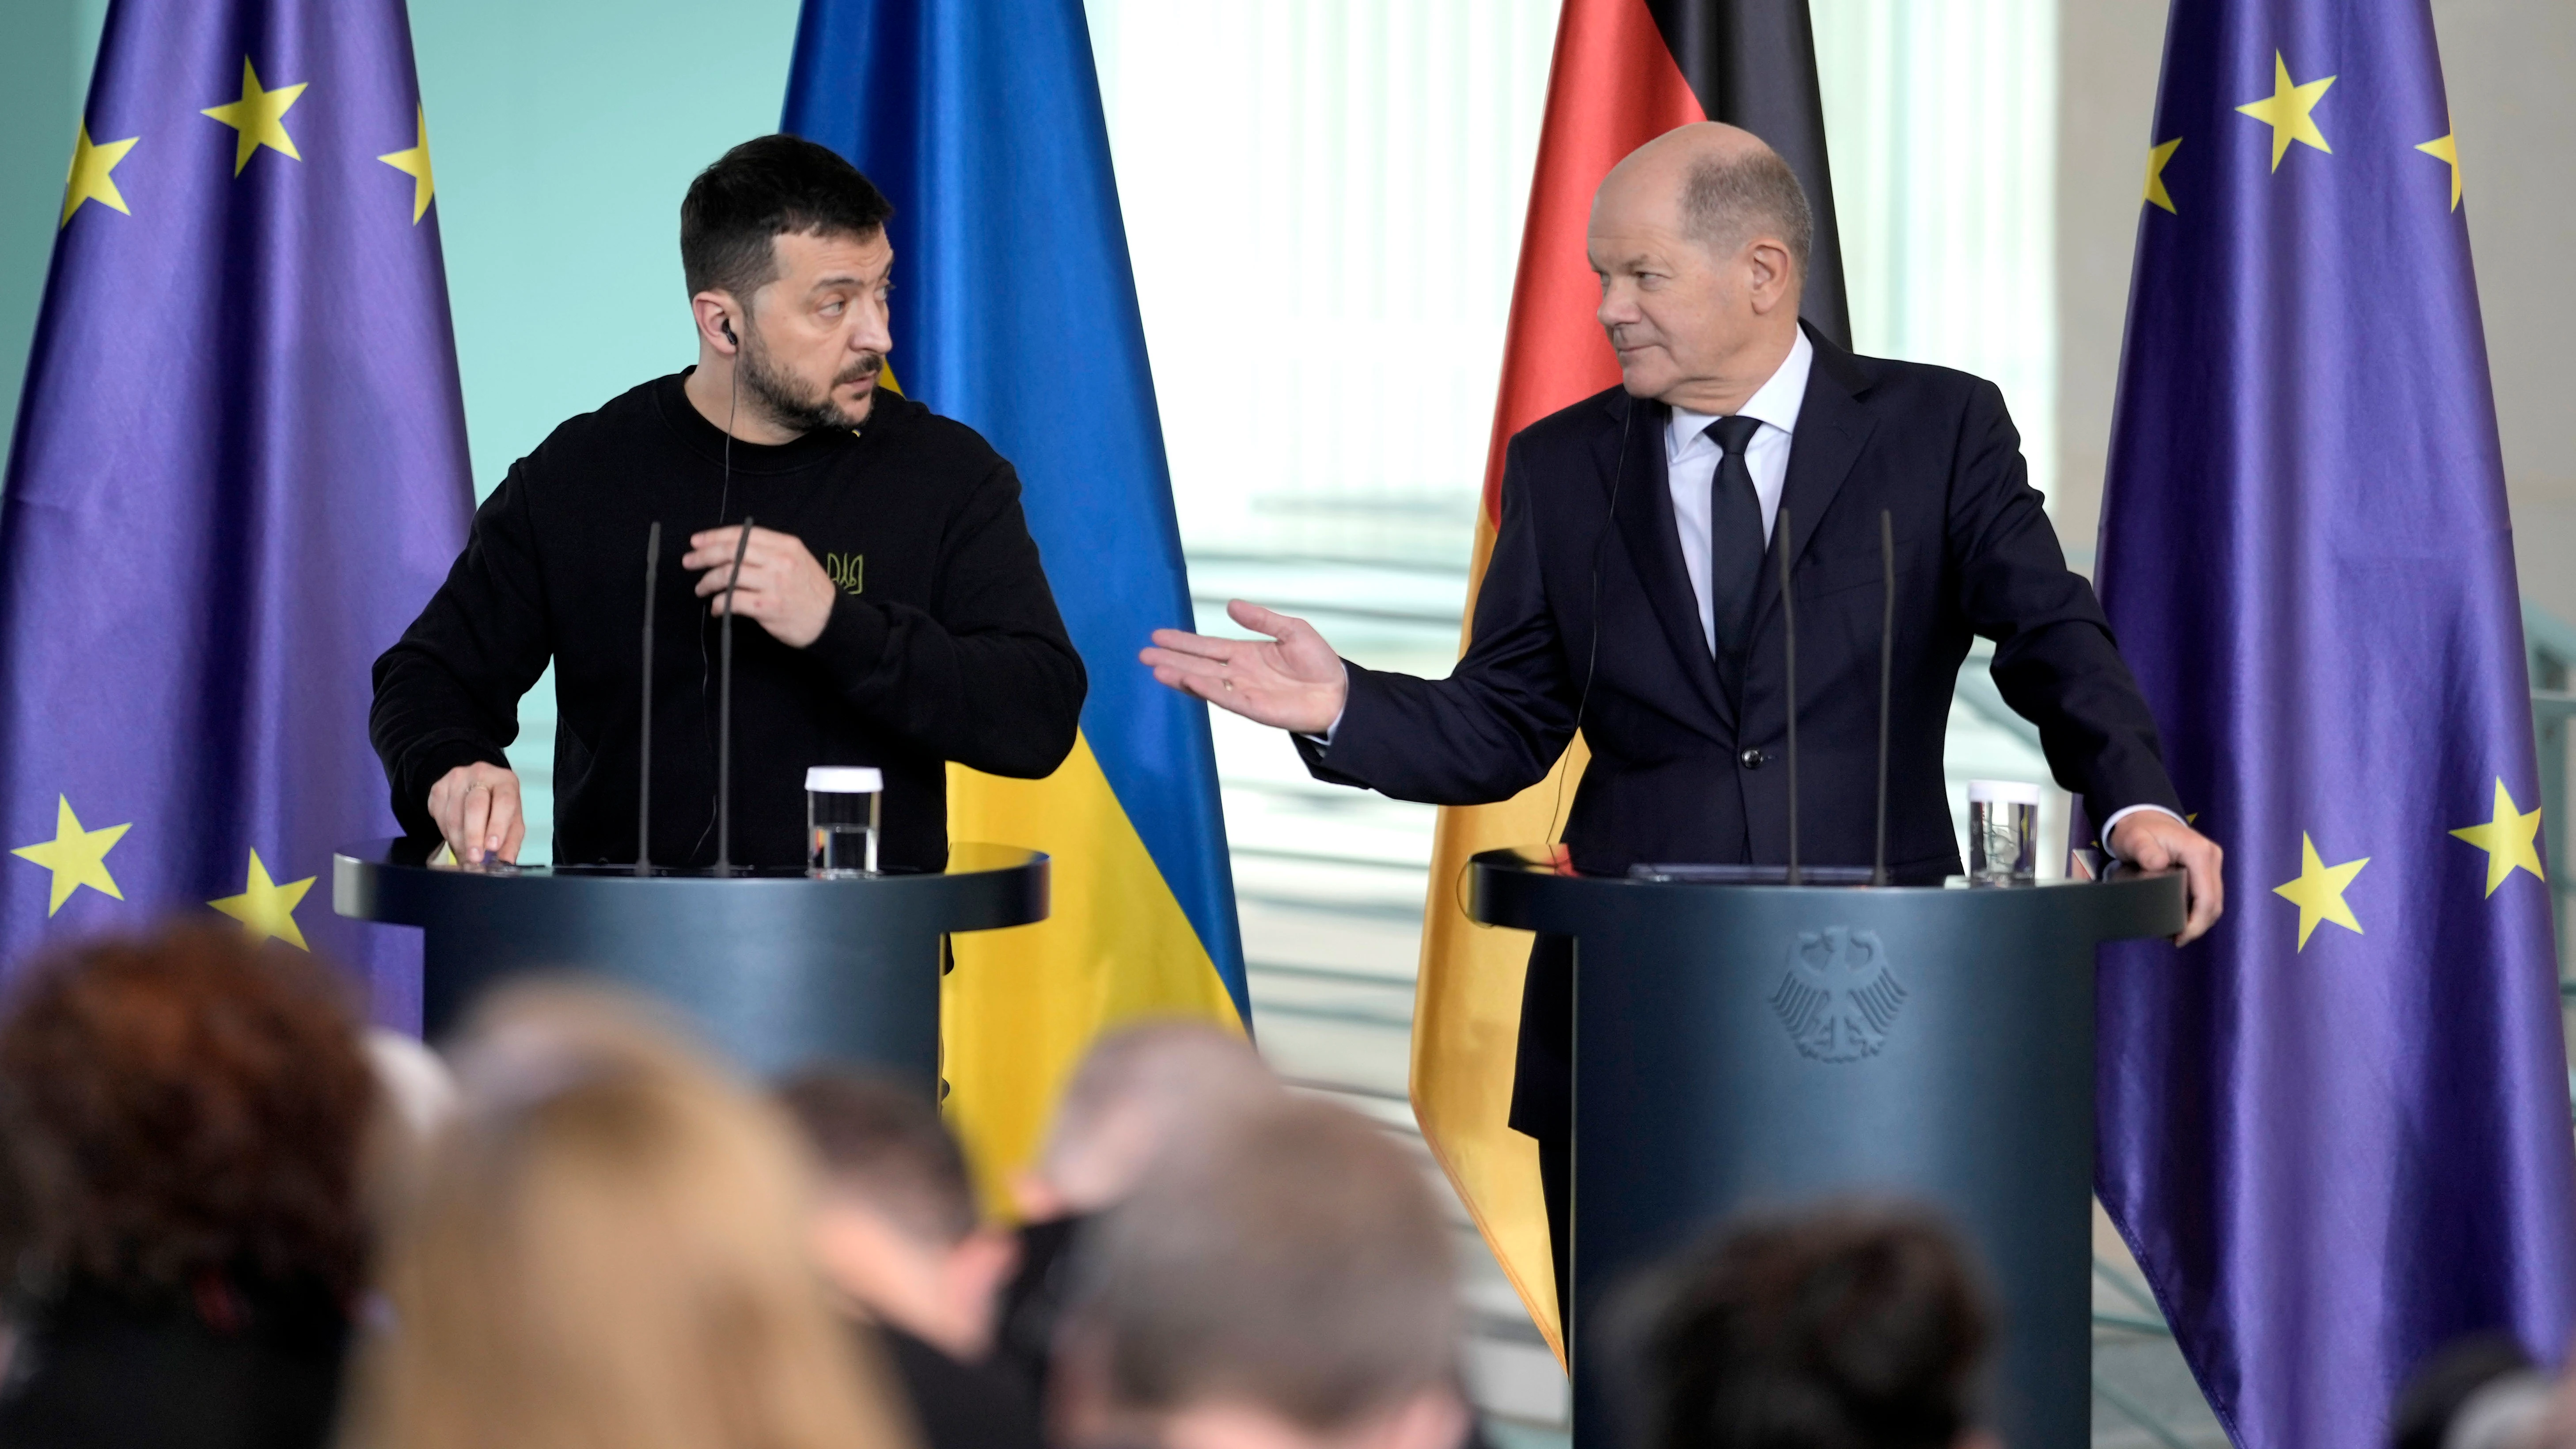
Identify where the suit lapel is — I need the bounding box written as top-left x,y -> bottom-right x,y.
1751,326 -> 1877,639
1599,392 -> 1734,730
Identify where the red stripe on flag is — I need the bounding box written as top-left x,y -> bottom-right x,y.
1482,0 -> 1704,527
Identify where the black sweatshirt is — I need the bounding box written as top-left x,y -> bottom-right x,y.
370,372 -> 1085,871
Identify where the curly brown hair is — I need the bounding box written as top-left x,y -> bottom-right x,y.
0,923 -> 377,1301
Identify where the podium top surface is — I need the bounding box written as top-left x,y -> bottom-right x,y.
333,838 -> 1049,935
1468,845 -> 2185,943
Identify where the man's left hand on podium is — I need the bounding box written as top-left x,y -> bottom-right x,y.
687,526 -> 838,648
2109,811 -> 2224,945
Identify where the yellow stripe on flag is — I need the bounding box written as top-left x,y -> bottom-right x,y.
1412,511 -> 1587,1365
944,728 -> 1243,1211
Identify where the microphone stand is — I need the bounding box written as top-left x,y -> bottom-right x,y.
1777,507 -> 1799,886
1874,510 -> 1895,888
637,522 -> 661,876
714,517 -> 754,877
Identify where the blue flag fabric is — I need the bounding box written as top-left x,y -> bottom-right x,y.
2095,3 -> 2576,1443
781,0 -> 1249,1184
782,1 -> 1244,1018
0,0 -> 470,1020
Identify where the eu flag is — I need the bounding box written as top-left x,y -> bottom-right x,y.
2095,2 -> 2576,1442
0,0 -> 470,1020
782,0 -> 1250,1191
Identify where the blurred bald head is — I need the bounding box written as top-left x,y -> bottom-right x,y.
1589,122 -> 1812,414
1057,1099 -> 1467,1449
1022,1020 -> 1280,1218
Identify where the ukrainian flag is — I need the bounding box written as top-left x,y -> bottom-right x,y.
782,0 -> 1249,1190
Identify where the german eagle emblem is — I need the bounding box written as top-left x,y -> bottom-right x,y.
1768,927 -> 1906,1062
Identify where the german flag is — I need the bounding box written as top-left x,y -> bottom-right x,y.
1410,0 -> 1850,1362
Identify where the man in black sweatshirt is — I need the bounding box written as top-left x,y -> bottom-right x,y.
371,136 -> 1085,871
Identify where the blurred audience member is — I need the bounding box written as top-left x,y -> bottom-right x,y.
998,1020 -> 1280,1397
1054,1097 -> 1468,1449
356,1028 -> 457,1235
1615,1203 -> 1997,1449
2390,1334 -> 2553,1449
0,925 -> 377,1449
779,1069 -> 1044,1449
339,981 -> 911,1449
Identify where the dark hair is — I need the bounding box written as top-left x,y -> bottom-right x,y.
775,1070 -> 975,1246
0,924 -> 376,1301
1624,1203 -> 1991,1449
679,134 -> 895,304
1684,147 -> 1814,279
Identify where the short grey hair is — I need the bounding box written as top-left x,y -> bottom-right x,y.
1683,148 -> 1813,277
1068,1099 -> 1460,1430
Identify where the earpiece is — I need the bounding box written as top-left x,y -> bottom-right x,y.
720,317 -> 739,347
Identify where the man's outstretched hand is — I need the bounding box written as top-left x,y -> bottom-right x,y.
1141,600 -> 1349,734
2109,810 -> 2224,945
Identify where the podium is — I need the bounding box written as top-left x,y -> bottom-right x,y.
334,838 -> 1048,1090
1469,848 -> 2185,1449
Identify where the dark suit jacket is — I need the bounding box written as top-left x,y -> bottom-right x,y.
1301,326 -> 2181,1138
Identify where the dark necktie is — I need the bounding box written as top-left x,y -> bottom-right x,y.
1704,413 -> 1767,696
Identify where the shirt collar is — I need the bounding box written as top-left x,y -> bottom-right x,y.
1666,327 -> 1817,460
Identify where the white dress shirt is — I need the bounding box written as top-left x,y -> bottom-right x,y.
1668,329 -> 1813,655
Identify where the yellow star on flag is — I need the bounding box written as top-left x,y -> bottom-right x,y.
2272,832 -> 2368,950
377,106 -> 435,224
2144,137 -> 2182,213
2235,51 -> 2336,171
201,58 -> 307,176
2416,130 -> 2462,212
10,796 -> 130,917
61,122 -> 139,228
209,850 -> 315,951
2447,778 -> 2542,897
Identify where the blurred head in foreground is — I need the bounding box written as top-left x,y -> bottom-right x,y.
778,1069 -> 1017,1359
341,981 -> 910,1449
0,924 -> 377,1447
1019,1019 -> 1279,1220
1055,1098 -> 1467,1449
990,1020 -> 1282,1406
0,922 -> 376,1301
1619,1203 -> 1996,1449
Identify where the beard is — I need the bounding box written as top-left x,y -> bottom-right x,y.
737,326 -> 884,435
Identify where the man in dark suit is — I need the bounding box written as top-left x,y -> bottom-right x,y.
1141,123 -> 2223,1293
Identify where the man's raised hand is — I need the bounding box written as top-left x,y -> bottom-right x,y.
686,525 -> 838,649
1141,600 -> 1349,734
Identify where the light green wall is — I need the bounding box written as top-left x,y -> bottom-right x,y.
0,0 -> 106,452
0,0 -> 803,861
411,1 -> 802,498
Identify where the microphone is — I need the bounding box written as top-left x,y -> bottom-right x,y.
714,516 -> 754,876
1776,505 -> 1799,886
637,520 -> 662,877
1550,395 -> 1642,845
1873,510 -> 1895,888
